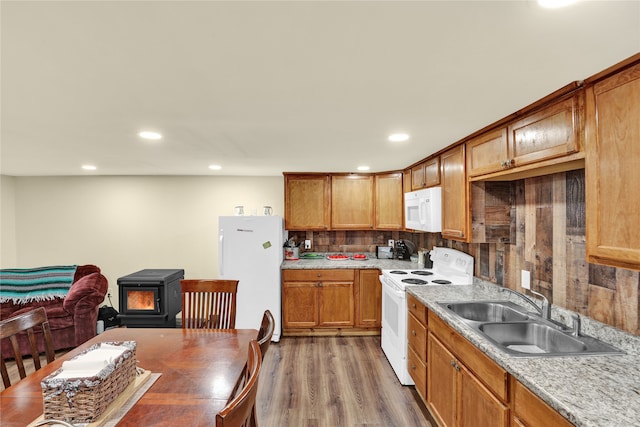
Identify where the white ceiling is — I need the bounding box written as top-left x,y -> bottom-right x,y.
2,0 -> 639,177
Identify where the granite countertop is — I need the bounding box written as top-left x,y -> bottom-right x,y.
281,252 -> 417,270
407,281 -> 640,427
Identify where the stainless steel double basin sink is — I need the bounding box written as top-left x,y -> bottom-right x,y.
439,300 -> 624,357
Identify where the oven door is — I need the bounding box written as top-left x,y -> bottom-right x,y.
380,275 -> 414,386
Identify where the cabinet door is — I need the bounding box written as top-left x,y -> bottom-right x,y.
356,269 -> 382,327
318,282 -> 354,327
424,157 -> 441,187
374,173 -> 403,230
508,94 -> 582,167
284,174 -> 330,230
586,61 -> 640,271
458,363 -> 509,427
411,158 -> 440,190
427,334 -> 456,427
411,162 -> 426,190
466,127 -> 508,177
441,145 -> 469,241
331,175 -> 374,229
282,282 -> 318,328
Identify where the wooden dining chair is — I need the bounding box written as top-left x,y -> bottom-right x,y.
216,339 -> 262,427
1,307 -> 56,388
180,279 -> 239,329
256,310 -> 275,361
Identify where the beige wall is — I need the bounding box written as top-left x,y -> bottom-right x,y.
1,175 -> 17,266
1,175 -> 284,307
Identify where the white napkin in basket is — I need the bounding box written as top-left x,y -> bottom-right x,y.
54,343 -> 128,379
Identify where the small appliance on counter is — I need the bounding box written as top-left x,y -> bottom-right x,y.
395,239 -> 415,260
376,246 -> 394,259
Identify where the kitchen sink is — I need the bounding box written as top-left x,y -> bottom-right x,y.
439,300 -> 625,357
441,301 -> 533,323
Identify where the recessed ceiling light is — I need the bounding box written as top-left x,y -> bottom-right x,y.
208,165 -> 222,171
538,0 -> 578,8
357,166 -> 370,171
389,133 -> 410,142
138,131 -> 162,140
82,165 -> 97,171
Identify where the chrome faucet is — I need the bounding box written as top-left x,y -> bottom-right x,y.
569,313 -> 581,336
499,287 -> 551,320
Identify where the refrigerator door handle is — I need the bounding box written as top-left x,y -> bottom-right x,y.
219,230 -> 224,276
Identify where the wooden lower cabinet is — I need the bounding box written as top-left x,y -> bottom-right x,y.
407,293 -> 428,400
511,377 -> 574,427
282,269 -> 382,335
356,269 -> 382,328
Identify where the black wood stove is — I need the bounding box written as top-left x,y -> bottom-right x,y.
117,269 -> 184,328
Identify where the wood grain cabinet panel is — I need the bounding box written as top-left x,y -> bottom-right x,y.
374,172 -> 403,230
411,157 -> 440,190
427,311 -> 509,427
331,175 -> 374,229
441,145 -> 469,241
511,377 -> 574,427
284,174 -> 330,230
466,127 -> 509,178
508,94 -> 582,168
585,59 -> 640,271
355,269 -> 382,328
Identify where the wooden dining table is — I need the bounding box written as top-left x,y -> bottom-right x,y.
0,327 -> 258,426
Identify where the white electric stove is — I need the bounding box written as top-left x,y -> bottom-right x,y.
380,247 -> 474,385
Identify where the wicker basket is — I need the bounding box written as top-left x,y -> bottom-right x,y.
41,341 -> 137,423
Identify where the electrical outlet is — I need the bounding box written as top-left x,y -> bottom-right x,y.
388,239 -> 394,248
304,240 -> 311,249
521,270 -> 531,290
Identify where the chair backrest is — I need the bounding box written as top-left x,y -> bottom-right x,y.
216,339 -> 262,427
256,310 -> 275,360
1,307 -> 56,388
180,279 -> 239,329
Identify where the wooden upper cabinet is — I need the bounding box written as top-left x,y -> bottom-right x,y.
508,93 -> 582,167
331,175 -> 374,229
466,127 -> 509,177
466,92 -> 584,180
441,145 -> 469,241
585,59 -> 640,271
284,174 -> 330,230
374,172 -> 403,230
411,157 -> 440,190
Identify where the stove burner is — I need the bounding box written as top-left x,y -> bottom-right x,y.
431,279 -> 452,284
390,270 -> 408,275
411,271 -> 433,276
402,278 -> 428,285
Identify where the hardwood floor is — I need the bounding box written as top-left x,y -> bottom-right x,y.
256,336 -> 433,427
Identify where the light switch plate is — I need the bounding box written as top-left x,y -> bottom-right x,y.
304,240 -> 311,249
388,239 -> 394,248
521,270 -> 531,290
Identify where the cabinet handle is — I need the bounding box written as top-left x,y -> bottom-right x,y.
450,360 -> 460,372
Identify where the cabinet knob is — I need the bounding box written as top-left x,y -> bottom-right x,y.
412,303 -> 416,308
317,273 -> 322,277
412,330 -> 416,336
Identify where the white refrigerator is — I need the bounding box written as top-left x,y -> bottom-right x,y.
218,216 -> 285,341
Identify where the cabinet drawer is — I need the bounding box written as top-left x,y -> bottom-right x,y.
407,293 -> 427,324
512,378 -> 574,427
428,311 -> 508,402
407,312 -> 427,360
283,269 -> 354,282
408,345 -> 427,400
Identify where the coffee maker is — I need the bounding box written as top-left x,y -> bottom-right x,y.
395,240 -> 411,260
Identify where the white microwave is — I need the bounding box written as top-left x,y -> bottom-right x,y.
404,187 -> 442,232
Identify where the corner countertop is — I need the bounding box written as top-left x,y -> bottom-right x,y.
407,281 -> 640,427
281,252 -> 417,270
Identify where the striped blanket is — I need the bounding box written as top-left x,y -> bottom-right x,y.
0,265 -> 77,303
